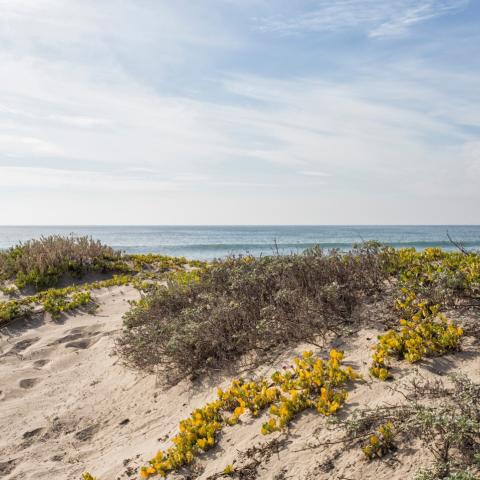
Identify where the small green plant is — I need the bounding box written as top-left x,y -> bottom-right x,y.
0,284 -> 17,296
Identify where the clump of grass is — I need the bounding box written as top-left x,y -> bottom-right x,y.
0,235 -> 122,290
116,245 -> 386,379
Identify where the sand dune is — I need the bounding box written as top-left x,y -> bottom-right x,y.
1,285 -> 479,479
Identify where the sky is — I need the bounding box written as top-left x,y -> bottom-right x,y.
0,0 -> 479,225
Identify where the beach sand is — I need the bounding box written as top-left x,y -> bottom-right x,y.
1,285 -> 479,479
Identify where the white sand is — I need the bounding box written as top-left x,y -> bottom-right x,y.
1,286 -> 479,480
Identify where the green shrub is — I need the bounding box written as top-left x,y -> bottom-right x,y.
0,235 -> 122,290
116,246 -> 387,379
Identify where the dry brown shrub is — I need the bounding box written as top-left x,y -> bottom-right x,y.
116,244 -> 387,380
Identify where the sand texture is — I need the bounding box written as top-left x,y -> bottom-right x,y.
1,285 -> 479,479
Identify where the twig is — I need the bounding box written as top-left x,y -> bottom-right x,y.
446,231 -> 468,255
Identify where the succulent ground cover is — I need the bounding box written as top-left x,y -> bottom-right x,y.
138,349 -> 359,478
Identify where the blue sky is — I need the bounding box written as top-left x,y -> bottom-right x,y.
0,0 -> 479,224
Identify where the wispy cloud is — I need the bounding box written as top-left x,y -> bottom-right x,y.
258,0 -> 470,37
0,0 -> 478,224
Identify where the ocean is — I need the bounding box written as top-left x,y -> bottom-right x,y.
0,225 -> 479,260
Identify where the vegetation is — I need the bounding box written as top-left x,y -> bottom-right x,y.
116,245 -> 386,378
0,235 -> 206,293
0,274 -> 134,325
111,243 -> 479,479
380,246 -> 480,305
361,421 -> 396,460
369,290 -> 464,380
117,244 -> 480,381
0,235 -> 206,325
341,375 -> 480,479
140,350 -> 359,478
0,235 -> 123,290
82,473 -> 98,480
368,245 -> 479,380
1,237 -> 478,480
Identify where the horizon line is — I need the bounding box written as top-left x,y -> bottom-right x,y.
1,224 -> 479,228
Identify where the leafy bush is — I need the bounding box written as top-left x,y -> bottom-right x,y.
116,246 -> 386,378
0,235 -> 122,290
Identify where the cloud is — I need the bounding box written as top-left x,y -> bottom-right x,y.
0,0 -> 478,224
258,0 -> 470,37
0,134 -> 64,157
0,165 -> 191,191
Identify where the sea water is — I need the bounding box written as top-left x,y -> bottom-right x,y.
0,225 -> 479,260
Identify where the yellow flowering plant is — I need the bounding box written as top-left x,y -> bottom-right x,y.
140,350 -> 359,478
370,290 -> 463,380
362,422 -> 395,460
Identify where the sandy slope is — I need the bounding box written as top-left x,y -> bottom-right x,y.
0,286 -> 479,480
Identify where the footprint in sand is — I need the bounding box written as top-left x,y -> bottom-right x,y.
65,338 -> 92,350
22,427 -> 44,439
0,459 -> 17,476
66,326 -> 89,335
33,359 -> 50,368
8,337 -> 40,355
19,378 -> 40,389
48,333 -> 85,346
74,424 -> 99,441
